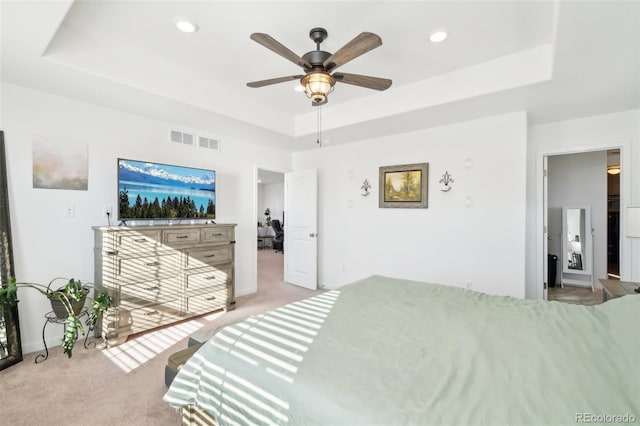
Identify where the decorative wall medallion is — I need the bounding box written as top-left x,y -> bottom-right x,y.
361,179 -> 371,196
439,171 -> 454,192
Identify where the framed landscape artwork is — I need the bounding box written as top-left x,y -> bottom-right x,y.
379,163 -> 429,208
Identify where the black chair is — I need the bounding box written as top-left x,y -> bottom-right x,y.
271,219 -> 284,253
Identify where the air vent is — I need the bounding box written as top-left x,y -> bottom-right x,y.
198,135 -> 221,151
169,128 -> 195,146
169,126 -> 220,151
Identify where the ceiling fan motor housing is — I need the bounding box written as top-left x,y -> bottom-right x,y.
302,50 -> 331,68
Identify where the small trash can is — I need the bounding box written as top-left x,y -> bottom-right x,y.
548,254 -> 558,288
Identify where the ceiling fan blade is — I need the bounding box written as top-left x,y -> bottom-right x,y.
333,73 -> 392,91
247,75 -> 304,88
323,32 -> 383,72
250,33 -> 312,70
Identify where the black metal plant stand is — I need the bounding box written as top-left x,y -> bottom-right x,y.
35,308 -> 94,363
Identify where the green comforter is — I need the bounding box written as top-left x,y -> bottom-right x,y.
164,275 -> 639,425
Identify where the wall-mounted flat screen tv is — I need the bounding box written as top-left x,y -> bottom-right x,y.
118,158 -> 215,220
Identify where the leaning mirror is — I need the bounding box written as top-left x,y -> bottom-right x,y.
0,130 -> 23,370
565,207 -> 586,271
561,205 -> 593,290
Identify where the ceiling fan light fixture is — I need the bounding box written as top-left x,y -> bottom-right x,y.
301,71 -> 335,104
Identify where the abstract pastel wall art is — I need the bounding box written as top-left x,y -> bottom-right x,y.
32,135 -> 88,190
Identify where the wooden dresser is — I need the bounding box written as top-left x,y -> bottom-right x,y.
93,224 -> 236,347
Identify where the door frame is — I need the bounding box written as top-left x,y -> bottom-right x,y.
535,142 -> 630,300
543,156 -> 548,300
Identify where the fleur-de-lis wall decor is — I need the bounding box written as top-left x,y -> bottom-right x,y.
361,179 -> 372,196
439,171 -> 454,192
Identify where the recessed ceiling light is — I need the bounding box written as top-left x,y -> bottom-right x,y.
429,30 -> 448,43
175,17 -> 199,33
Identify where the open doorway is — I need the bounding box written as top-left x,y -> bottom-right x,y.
545,149 -> 620,305
257,168 -> 285,291
606,149 -> 620,279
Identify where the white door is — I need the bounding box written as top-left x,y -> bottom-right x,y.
543,156 -> 549,300
284,169 -> 318,289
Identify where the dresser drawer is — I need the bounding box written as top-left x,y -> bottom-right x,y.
185,265 -> 232,293
118,279 -> 180,307
116,253 -> 179,283
110,230 -> 163,255
185,289 -> 228,315
164,228 -> 201,245
129,304 -> 183,334
201,227 -> 233,243
184,246 -> 232,268
105,302 -> 183,335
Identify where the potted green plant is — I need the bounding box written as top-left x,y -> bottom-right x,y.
0,277 -> 111,358
264,208 -> 272,228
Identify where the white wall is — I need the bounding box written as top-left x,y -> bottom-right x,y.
257,184 -> 265,226
1,82 -> 291,353
292,112 -> 528,298
547,151 -> 607,287
263,182 -> 284,225
257,182 -> 284,228
526,109 -> 640,299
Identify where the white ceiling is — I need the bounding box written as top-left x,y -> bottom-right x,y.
1,1 -> 638,152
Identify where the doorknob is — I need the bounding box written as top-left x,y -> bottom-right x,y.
309,233 -> 317,237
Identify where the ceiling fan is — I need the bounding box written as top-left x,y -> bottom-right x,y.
247,27 -> 392,106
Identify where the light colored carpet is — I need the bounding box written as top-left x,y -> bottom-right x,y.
0,250 -> 324,425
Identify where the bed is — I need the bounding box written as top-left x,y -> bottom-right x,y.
164,275 -> 639,425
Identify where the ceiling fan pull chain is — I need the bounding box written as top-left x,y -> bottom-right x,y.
316,105 -> 322,146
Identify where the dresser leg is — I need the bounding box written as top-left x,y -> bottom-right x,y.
105,336 -> 128,348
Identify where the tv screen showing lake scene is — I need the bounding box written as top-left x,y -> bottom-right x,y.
118,159 -> 215,220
